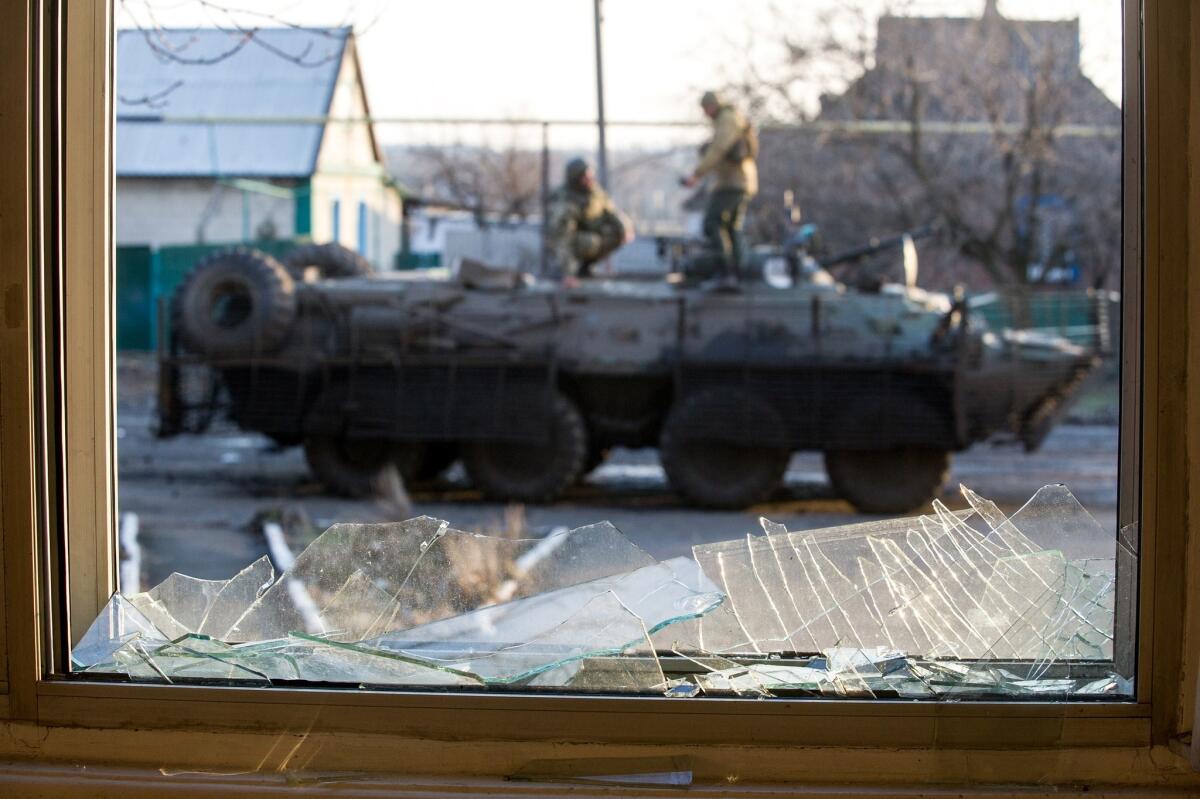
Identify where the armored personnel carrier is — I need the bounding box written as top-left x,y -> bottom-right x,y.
158,238 -> 1097,513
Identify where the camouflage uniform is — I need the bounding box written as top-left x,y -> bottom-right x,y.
693,92 -> 758,276
546,161 -> 628,279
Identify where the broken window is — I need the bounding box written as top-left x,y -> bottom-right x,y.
98,1 -> 1131,709
74,484 -> 1131,699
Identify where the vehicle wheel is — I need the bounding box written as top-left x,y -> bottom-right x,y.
462,393 -> 588,503
659,388 -> 790,509
174,248 -> 296,357
304,433 -> 403,498
284,242 -> 373,280
823,447 -> 950,514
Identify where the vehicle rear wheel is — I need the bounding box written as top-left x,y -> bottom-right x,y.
823,447 -> 950,514
462,393 -> 587,503
304,433 -> 404,498
659,388 -> 790,509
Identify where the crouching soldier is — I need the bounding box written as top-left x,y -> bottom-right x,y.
546,157 -> 632,284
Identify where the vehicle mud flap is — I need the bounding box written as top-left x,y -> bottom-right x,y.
394,442 -> 459,484
413,442 -> 459,482
461,392 -> 588,503
659,387 -> 790,509
156,339 -> 183,437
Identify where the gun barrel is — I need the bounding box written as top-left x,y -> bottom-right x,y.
819,225 -> 934,268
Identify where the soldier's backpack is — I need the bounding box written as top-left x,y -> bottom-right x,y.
724,121 -> 759,164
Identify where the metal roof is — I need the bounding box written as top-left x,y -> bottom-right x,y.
116,27 -> 349,178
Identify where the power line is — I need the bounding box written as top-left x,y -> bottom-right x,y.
114,113 -> 1121,138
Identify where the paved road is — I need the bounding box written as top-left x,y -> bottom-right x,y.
116,404 -> 1120,588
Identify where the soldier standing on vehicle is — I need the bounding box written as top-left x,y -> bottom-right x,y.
682,90 -> 758,289
546,157 -> 633,285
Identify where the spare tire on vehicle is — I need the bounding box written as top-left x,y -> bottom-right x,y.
174,248 -> 296,358
284,242 -> 373,280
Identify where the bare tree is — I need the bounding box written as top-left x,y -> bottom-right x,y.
724,1 -> 1122,290
404,134 -> 543,226
117,0 -> 372,79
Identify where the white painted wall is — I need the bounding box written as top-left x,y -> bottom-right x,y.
115,177 -> 296,248
309,39 -> 402,270
116,36 -> 399,264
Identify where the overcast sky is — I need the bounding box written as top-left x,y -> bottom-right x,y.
119,0 -> 1124,145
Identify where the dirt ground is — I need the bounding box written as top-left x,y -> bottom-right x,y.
115,354 -> 1121,588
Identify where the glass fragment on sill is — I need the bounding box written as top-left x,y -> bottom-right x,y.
75,486 -> 1129,699
680,485 -> 1114,660
74,517 -> 722,689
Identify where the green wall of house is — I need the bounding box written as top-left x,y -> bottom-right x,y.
116,239 -> 301,351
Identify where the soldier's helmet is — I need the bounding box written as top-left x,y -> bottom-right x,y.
700,90 -> 725,110
565,157 -> 590,187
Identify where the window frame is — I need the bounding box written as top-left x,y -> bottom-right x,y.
5,0 -> 1198,772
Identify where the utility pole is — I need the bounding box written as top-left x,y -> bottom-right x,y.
540,122 -> 550,275
592,0 -> 609,188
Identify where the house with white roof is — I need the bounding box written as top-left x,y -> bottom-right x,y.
116,26 -> 401,269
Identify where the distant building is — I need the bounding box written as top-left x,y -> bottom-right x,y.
115,27 -> 402,269
754,1 -> 1122,289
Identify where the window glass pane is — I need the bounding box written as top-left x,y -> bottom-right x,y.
99,0 -> 1131,700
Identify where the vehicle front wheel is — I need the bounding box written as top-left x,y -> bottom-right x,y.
461,393 -> 588,503
823,447 -> 950,514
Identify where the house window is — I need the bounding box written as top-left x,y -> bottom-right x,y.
331,198 -> 341,243
55,0 -> 1145,713
357,200 -> 368,257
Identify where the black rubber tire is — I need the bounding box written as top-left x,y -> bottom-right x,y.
659,388 -> 791,509
824,447 -> 950,514
462,393 -> 588,503
304,433 -> 403,498
284,242 -> 373,280
174,248 -> 296,357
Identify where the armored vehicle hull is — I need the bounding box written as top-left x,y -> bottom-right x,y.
159,247 -> 1097,512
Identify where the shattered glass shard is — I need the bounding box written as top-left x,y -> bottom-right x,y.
77,486 -> 1128,699
73,594 -> 171,669
371,557 -> 722,683
685,484 -> 1117,670
77,518 -> 717,689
